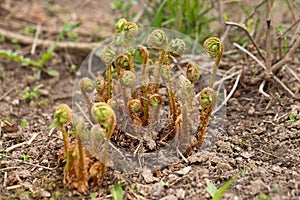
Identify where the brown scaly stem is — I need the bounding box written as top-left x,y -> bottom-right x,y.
196,88 -> 217,146
127,99 -> 143,126
60,124 -> 70,173
74,118 -> 88,192
91,103 -> 116,180
106,64 -> 113,100
184,88 -> 217,156
49,104 -> 72,182
149,93 -> 162,126
137,45 -> 150,125
177,76 -> 194,151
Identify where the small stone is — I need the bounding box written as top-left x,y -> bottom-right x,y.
248,106 -> 255,115
249,179 -> 268,195
161,194 -> 178,200
40,190 -> 51,197
241,151 -> 252,159
217,162 -> 232,171
12,99 -> 19,105
175,166 -> 191,175
176,188 -> 186,199
142,168 -> 159,183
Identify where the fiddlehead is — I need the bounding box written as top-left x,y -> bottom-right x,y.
203,37 -> 223,88
127,99 -> 143,126
167,38 -> 186,57
79,77 -> 95,118
197,87 -> 217,146
186,62 -> 201,84
50,104 -> 72,177
147,29 -> 168,50
123,22 -> 139,42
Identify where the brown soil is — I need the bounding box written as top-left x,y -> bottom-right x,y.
0,0 -> 299,200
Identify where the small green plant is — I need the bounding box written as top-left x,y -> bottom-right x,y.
69,64 -> 77,74
0,153 -> 6,158
110,0 -> 138,21
206,169 -> 244,200
21,119 -> 27,128
20,154 -> 32,161
110,180 -> 125,200
0,36 -> 5,43
90,193 -> 97,200
20,26 -> 35,35
0,22 -> 80,78
49,104 -> 72,182
22,87 -> 40,101
0,71 -> 4,79
288,113 -> 300,122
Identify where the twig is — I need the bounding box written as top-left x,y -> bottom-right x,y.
0,167 -> 22,172
0,87 -> 15,101
133,0 -> 147,23
283,18 -> 300,35
273,76 -> 296,97
259,80 -> 270,97
7,185 -> 22,190
252,36 -> 300,84
225,21 -> 265,61
212,70 -> 241,115
16,159 -> 54,171
286,66 -> 300,83
3,171 -> 7,187
277,33 -> 283,60
177,147 -> 188,163
48,127 -> 55,137
244,0 -> 267,23
5,142 -> 26,153
265,20 -> 272,76
0,27 -> 99,53
233,42 -> 296,97
75,103 -> 93,126
285,0 -> 297,22
31,22 -> 41,55
5,132 -> 39,152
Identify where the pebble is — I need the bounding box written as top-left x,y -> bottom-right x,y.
40,190 -> 51,197
249,179 -> 268,195
161,194 -> 178,200
175,188 -> 186,199
175,166 -> 191,176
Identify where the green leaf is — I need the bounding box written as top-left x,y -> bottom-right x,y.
212,170 -> 244,200
206,181 -> 218,197
21,119 -> 27,128
41,52 -> 52,63
62,22 -> 81,33
90,193 -> 97,200
49,120 -> 60,129
110,181 -> 124,200
151,0 -> 168,27
46,70 -> 60,77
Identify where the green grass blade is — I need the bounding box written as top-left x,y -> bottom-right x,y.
0,49 -> 41,67
212,169 -> 245,200
151,0 -> 168,27
110,181 -> 124,200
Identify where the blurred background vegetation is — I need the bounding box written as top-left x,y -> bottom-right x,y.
110,0 -> 299,46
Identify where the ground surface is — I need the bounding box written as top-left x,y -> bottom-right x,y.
0,0 -> 300,200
